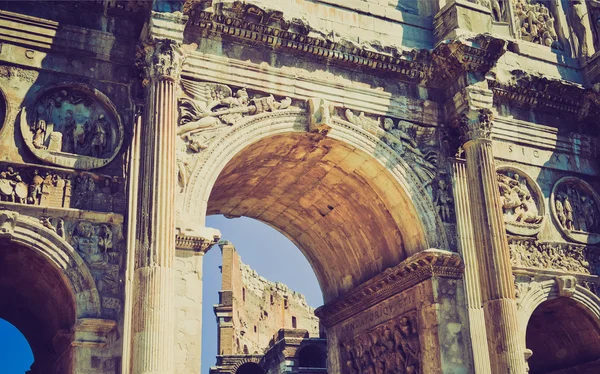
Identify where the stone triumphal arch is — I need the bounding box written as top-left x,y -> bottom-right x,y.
2,0 -> 600,373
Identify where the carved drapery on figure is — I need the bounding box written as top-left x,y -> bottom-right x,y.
551,177 -> 600,244
341,314 -> 420,374
177,80 -> 292,152
19,84 -> 124,170
497,168 -> 544,235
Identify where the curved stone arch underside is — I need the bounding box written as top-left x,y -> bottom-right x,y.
182,109 -> 447,301
517,279 -> 600,342
6,211 -> 102,318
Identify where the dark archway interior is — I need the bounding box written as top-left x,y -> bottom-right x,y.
298,344 -> 326,368
0,241 -> 76,373
236,362 -> 265,374
526,297 -> 600,374
207,133 -> 427,301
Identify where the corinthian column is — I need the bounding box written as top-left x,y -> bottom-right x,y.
131,39 -> 184,374
459,103 -> 527,374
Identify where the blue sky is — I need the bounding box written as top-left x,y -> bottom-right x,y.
0,215 -> 321,373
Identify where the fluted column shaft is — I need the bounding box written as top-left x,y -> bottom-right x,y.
131,39 -> 183,374
451,159 -> 492,374
461,110 -> 527,374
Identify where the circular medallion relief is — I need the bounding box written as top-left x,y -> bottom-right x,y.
551,177 -> 600,244
497,167 -> 545,236
20,84 -> 123,170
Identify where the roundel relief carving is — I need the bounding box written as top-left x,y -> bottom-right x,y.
20,84 -> 123,170
551,177 -> 600,244
497,167 -> 544,235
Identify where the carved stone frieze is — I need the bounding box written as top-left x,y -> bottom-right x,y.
513,0 -> 560,48
497,167 -> 544,235
19,84 -> 124,170
341,313 -> 420,374
136,38 -> 185,81
177,80 -> 292,150
509,237 -> 600,275
342,109 -> 438,186
550,177 -> 600,244
0,163 -> 126,214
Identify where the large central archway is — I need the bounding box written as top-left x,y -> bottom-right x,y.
182,109 -> 445,301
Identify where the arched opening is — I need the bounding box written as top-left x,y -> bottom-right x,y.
206,132 -> 428,301
235,362 -> 265,374
0,318 -> 34,373
298,344 -> 326,368
526,297 -> 600,373
0,241 -> 76,373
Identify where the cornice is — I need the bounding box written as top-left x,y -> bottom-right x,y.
314,249 -> 463,327
175,232 -> 219,253
185,9 -> 506,88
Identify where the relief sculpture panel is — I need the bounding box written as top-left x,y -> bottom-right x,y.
341,313 -> 420,374
551,177 -> 600,244
497,167 -> 544,235
20,84 -> 124,170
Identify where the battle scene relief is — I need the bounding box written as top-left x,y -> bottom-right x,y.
341,314 -> 420,374
497,168 -> 544,235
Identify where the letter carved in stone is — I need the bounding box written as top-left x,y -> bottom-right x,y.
19,84 -> 124,170
497,167 -> 544,235
551,177 -> 600,244
341,314 -> 420,374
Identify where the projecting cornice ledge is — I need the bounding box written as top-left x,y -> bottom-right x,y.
315,249 -> 463,328
183,2 -> 506,88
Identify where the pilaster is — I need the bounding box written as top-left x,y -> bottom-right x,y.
457,86 -> 527,374
130,31 -> 185,373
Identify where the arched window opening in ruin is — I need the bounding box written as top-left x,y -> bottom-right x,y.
298,344 -> 326,368
526,297 -> 600,374
235,362 -> 265,374
0,318 -> 34,373
0,242 -> 76,373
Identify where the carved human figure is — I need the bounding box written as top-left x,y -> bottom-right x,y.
90,114 -> 108,157
569,0 -> 592,57
32,119 -> 47,149
98,224 -> 113,252
435,179 -> 452,222
555,196 -> 566,227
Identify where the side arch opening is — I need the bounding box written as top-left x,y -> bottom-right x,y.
526,297 -> 600,373
0,241 -> 76,373
235,362 -> 265,374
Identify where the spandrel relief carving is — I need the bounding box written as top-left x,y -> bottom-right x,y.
342,109 -> 438,186
497,168 -> 544,235
177,80 -> 292,151
509,237 -> 600,275
551,177 -> 600,244
341,314 -> 420,374
20,84 -> 124,170
514,0 -> 561,49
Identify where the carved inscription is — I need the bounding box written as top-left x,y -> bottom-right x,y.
341,313 -> 420,374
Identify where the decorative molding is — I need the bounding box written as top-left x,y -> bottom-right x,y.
186,7 -> 506,88
72,318 -> 118,348
315,249 -> 462,328
175,232 -> 220,253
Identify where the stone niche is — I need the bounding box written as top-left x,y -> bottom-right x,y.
20,83 -> 124,170
315,250 -> 469,374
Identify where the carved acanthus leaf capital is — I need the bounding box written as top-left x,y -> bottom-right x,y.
137,38 -> 185,82
458,108 -> 495,143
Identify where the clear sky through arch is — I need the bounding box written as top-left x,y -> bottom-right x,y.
0,318 -> 34,373
201,215 -> 323,373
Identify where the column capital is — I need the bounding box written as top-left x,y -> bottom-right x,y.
457,107 -> 495,143
136,38 -> 185,83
